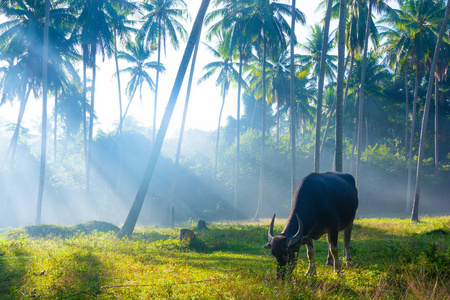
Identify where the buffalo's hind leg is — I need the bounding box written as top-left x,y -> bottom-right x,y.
343,224 -> 354,267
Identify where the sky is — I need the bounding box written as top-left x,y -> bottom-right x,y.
0,0 -> 326,140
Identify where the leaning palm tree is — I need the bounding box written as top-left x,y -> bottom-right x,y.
118,0 -> 210,238
198,30 -> 239,181
138,0 -> 188,144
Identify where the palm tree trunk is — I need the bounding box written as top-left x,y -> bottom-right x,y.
153,20 -> 162,144
233,51 -> 243,220
117,87 -> 138,134
320,94 -> 336,156
54,88 -> 58,164
290,0 -> 296,200
214,83 -> 226,180
411,1 -> 450,222
276,86 -> 280,147
168,30 -> 201,227
356,2 -> 372,188
114,31 -> 123,137
434,78 -> 438,174
3,88 -> 31,171
406,65 -> 419,212
335,0 -> 347,172
87,50 -> 97,199
36,0 -> 50,225
320,54 -> 350,158
404,67 -> 409,160
117,0 -> 210,238
254,37 -> 267,221
343,49 -> 355,112
314,0 -> 333,173
82,53 -> 88,190
114,31 -> 124,195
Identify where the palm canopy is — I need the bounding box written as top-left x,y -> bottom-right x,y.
197,31 -> 239,97
0,0 -> 77,101
70,0 -> 135,65
380,0 -> 446,69
117,39 -> 163,101
138,0 -> 188,51
348,51 -> 391,116
298,24 -> 337,84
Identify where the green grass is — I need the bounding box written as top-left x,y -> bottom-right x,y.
1,217 -> 449,299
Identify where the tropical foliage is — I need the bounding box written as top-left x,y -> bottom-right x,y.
0,0 -> 449,229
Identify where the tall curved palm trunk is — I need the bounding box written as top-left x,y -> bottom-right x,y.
153,22 -> 162,144
233,51 -> 243,220
117,0 -> 210,238
254,37 -> 267,221
290,0 -> 296,200
356,1 -> 373,188
411,0 -> 450,222
36,0 -> 50,225
335,0 -> 347,172
314,0 -> 333,173
3,88 -> 31,171
406,63 -> 419,212
214,79 -> 227,180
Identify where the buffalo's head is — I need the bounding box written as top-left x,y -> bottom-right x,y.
263,214 -> 305,279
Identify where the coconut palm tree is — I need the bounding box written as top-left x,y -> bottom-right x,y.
411,0 -> 450,222
198,30 -> 239,180
355,0 -> 394,187
298,24 -> 337,86
313,0 -> 334,173
116,39 -> 162,134
335,0 -> 347,172
381,0 -> 446,210
36,0 -> 50,225
118,0 -> 210,238
138,0 -> 188,144
205,0 -> 255,219
71,0 -> 133,197
246,0 -> 304,220
0,0 -> 76,172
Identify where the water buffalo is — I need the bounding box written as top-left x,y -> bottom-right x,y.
263,172 -> 358,279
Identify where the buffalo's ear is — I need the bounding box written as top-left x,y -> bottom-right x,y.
262,242 -> 272,249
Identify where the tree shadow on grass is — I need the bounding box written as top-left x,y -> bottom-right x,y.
0,252 -> 29,299
50,248 -> 107,299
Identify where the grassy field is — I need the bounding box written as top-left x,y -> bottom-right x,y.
1,217 -> 449,299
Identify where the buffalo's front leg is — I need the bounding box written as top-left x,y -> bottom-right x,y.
328,230 -> 342,274
305,239 -> 316,276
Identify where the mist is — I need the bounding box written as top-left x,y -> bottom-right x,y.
1,110 -> 448,229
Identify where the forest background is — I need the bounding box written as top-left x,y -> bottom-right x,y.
0,0 -> 449,229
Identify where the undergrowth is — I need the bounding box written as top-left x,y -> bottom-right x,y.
0,217 -> 449,299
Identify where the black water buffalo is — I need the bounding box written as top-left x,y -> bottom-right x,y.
263,172 -> 358,279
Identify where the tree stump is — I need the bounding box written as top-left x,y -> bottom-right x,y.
197,220 -> 207,230
179,229 -> 195,245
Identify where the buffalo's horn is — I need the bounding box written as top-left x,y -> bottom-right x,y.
288,213 -> 304,247
268,214 -> 276,243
